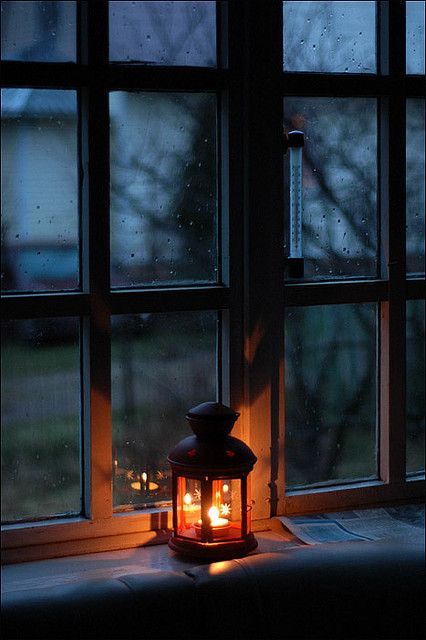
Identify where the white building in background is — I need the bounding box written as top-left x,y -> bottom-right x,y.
1,88 -> 79,290
1,86 -> 212,290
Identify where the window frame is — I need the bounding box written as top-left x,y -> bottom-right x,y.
246,0 -> 425,519
1,0 -> 247,562
1,0 -> 425,564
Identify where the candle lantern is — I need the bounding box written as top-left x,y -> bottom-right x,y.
168,402 -> 257,560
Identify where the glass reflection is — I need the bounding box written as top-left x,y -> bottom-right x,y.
283,1 -> 376,73
406,98 -> 425,276
109,1 -> 216,67
110,91 -> 217,287
406,1 -> 425,75
1,318 -> 81,523
284,97 -> 377,280
1,1 -> 76,62
406,300 -> 425,474
1,89 -> 79,292
112,311 -> 217,509
285,303 -> 377,488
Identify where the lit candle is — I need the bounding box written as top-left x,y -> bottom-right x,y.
194,505 -> 231,538
208,506 -> 229,528
196,506 -> 230,526
141,471 -> 148,492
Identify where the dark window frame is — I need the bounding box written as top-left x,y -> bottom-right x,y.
245,0 -> 425,518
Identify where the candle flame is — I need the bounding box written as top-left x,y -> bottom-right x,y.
141,472 -> 147,483
208,506 -> 220,524
183,492 -> 192,505
196,507 -> 229,528
222,484 -> 229,493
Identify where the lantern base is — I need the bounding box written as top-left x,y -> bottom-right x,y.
168,533 -> 258,561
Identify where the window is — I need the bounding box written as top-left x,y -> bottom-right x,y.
1,1 -> 424,562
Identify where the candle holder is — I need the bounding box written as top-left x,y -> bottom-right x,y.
168,402 -> 258,560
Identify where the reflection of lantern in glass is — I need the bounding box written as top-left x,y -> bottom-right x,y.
168,402 -> 257,560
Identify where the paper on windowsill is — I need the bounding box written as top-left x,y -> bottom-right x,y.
271,504 -> 425,545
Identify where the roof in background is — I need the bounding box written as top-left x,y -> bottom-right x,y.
1,88 -> 76,117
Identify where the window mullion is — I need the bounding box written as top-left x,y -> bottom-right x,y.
246,0 -> 285,520
220,1 -> 245,419
379,0 -> 407,485
80,0 -> 112,520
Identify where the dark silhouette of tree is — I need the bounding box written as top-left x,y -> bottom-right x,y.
150,97 -> 217,283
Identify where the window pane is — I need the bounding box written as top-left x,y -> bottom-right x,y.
284,97 -> 377,280
1,317 -> 81,523
406,98 -> 425,276
1,1 -> 76,62
1,89 -> 79,292
110,92 -> 217,287
109,1 -> 216,67
112,311 -> 217,509
406,300 -> 425,474
283,1 -> 376,73
285,304 -> 377,488
406,1 -> 425,75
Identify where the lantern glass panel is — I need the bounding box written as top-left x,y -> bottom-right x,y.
176,476 -> 244,541
210,479 -> 242,541
177,477 -> 202,539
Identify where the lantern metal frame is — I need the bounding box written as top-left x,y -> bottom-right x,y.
168,402 -> 258,560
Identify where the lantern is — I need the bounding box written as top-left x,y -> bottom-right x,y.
168,402 -> 257,560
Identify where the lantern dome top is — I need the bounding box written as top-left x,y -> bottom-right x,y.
186,401 -> 240,439
167,434 -> 256,473
187,401 -> 239,420
168,401 -> 256,473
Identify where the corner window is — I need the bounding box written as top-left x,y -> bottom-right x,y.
1,1 -> 424,562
